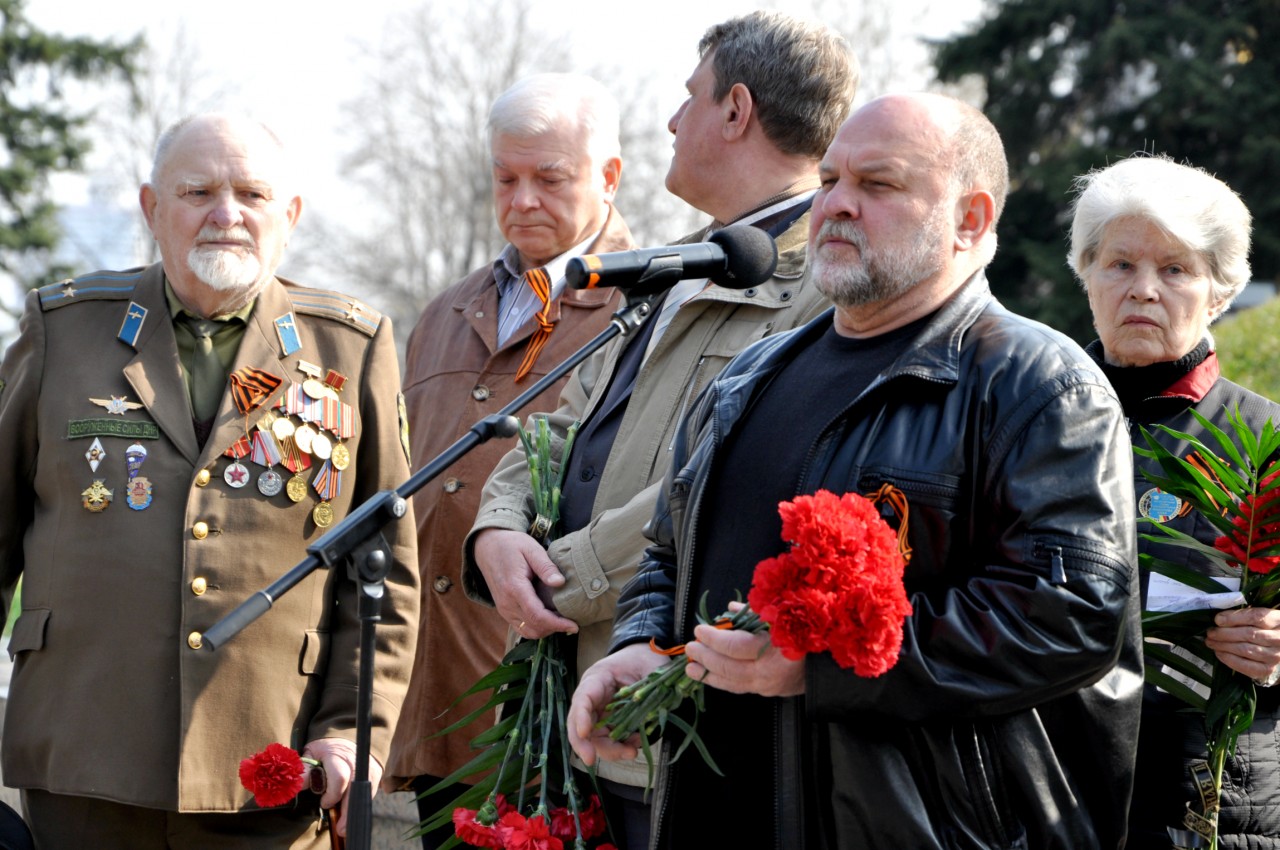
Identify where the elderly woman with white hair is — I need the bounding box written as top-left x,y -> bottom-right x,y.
1069,154 -> 1280,849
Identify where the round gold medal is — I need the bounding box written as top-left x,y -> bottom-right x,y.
286,474 -> 308,503
312,500 -> 335,528
331,443 -> 350,471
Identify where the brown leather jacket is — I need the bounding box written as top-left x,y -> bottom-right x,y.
384,207 -> 631,785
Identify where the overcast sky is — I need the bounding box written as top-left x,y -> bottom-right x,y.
28,0 -> 985,220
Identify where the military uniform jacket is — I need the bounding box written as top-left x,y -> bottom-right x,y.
0,263 -> 420,812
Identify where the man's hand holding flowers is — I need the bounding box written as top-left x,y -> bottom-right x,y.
568,644 -> 665,767
1205,606 -> 1280,685
683,602 -> 805,698
473,527 -> 578,639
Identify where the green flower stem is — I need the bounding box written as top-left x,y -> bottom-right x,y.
424,420 -> 595,840
599,606 -> 770,751
1210,746 -> 1225,850
536,652 -> 554,813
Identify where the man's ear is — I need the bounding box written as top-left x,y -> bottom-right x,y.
954,190 -> 995,253
722,82 -> 754,142
600,157 -> 622,200
285,195 -> 303,232
139,184 -> 158,233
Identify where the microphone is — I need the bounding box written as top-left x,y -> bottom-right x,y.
566,225 -> 779,295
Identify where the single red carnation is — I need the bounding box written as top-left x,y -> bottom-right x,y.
548,806 -> 575,842
828,582 -> 913,676
761,587 -> 837,661
453,807 -> 503,848
495,811 -> 563,850
579,794 -> 607,840
238,742 -> 306,808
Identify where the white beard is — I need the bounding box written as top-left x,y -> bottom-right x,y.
186,227 -> 262,291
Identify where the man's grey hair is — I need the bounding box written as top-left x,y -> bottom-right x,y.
149,113 -> 286,185
699,10 -> 858,160
945,96 -> 1008,267
487,72 -> 621,166
1067,154 -> 1253,309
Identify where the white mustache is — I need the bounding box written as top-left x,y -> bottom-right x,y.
194,226 -> 254,248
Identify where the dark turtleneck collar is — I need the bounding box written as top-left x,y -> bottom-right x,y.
1085,338 -> 1219,411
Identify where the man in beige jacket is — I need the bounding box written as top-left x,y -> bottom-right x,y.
0,113 -> 419,848
464,12 -> 858,847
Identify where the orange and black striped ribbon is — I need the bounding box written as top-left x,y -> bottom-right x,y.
229,367 -> 283,415
867,482 -> 914,564
1185,451 -> 1225,517
514,267 -> 553,383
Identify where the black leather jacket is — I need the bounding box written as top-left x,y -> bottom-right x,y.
612,273 -> 1143,849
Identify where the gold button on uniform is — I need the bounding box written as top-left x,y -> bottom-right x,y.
433,576 -> 452,593
194,469 -> 212,487
191,577 -> 208,595
187,631 -> 203,650
443,477 -> 460,493
192,521 -> 209,540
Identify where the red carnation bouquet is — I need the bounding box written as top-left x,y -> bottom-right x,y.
598,487 -> 913,780
417,420 -> 617,850
1136,408 -> 1280,849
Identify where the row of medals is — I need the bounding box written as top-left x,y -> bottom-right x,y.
79,374 -> 353,529
232,410 -> 351,528
225,375 -> 354,529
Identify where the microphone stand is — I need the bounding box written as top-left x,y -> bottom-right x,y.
201,278 -> 675,850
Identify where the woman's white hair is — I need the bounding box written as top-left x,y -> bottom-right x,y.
1067,154 -> 1253,312
487,72 -> 621,166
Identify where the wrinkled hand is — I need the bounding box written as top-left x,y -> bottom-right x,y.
474,528 -> 577,639
568,643 -> 664,766
303,737 -> 382,838
1207,606 -> 1280,684
685,613 -> 805,698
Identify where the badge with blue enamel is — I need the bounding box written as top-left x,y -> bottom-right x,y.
125,442 -> 152,510
1139,487 -> 1182,523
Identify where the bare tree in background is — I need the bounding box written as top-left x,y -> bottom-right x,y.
85,21 -> 241,268
299,0 -> 701,343
296,0 -> 558,339
601,65 -> 707,245
297,0 -> 964,344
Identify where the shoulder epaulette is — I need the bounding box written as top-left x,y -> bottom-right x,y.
37,268 -> 145,311
282,281 -> 383,338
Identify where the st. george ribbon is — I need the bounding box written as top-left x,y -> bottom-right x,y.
565,224 -> 779,296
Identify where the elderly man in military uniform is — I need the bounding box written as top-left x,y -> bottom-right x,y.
0,113 -> 419,849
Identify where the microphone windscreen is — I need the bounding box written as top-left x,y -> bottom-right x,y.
708,225 -> 779,288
